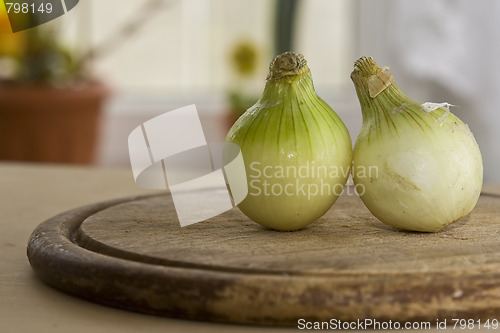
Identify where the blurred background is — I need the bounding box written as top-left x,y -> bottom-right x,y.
0,0 -> 499,184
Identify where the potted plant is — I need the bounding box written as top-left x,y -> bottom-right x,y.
0,5 -> 109,164
0,6 -> 111,164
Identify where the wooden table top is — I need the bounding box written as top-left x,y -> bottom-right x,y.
1,162 -> 498,332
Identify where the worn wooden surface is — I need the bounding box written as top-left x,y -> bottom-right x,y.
27,189 -> 500,326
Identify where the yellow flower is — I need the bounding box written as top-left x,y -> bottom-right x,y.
230,40 -> 259,77
0,0 -> 12,32
0,1 -> 26,56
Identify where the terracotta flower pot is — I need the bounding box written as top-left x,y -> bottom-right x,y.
0,81 -> 109,164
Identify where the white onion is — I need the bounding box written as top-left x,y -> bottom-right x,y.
351,56 -> 483,232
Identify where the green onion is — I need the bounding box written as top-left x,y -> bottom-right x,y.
226,52 -> 352,231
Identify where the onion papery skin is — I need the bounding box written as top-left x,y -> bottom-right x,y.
351,57 -> 483,232
226,52 -> 352,231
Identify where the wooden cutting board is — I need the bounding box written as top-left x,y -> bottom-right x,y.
27,189 -> 500,326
